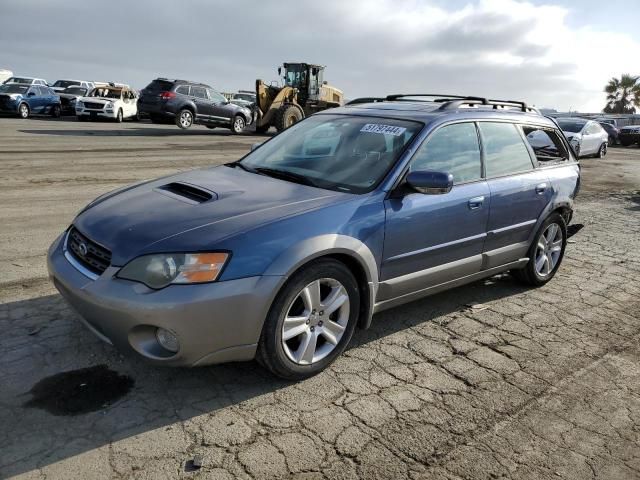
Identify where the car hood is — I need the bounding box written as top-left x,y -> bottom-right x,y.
59,93 -> 82,100
77,96 -> 111,103
73,165 -> 351,265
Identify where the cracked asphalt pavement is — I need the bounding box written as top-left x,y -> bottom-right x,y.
1,119 -> 639,479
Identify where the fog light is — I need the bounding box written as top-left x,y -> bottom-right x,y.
156,328 -> 179,353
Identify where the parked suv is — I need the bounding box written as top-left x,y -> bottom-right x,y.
48,94 -> 579,379
619,125 -> 640,146
138,78 -> 252,134
0,83 -> 61,118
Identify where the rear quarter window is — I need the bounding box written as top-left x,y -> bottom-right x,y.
522,126 -> 570,165
479,122 -> 534,177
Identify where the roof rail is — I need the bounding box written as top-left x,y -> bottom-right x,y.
346,97 -> 387,105
347,93 -> 540,115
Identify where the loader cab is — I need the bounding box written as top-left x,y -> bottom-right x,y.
280,63 -> 324,103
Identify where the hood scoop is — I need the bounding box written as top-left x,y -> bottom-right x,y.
155,182 -> 216,204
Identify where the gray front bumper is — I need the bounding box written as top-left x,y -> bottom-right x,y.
47,233 -> 283,366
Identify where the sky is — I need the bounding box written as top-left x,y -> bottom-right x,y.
2,0 -> 639,112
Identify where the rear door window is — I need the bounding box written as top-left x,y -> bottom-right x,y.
522,126 -> 570,164
410,122 -> 482,184
191,86 -> 207,99
479,122 -> 534,177
175,85 -> 190,96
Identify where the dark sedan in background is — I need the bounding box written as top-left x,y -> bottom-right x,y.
598,121 -> 620,146
58,86 -> 89,115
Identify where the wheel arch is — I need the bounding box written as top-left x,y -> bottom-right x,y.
263,234 -> 379,330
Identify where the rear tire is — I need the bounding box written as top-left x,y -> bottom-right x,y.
596,142 -> 607,158
275,104 -> 303,132
256,259 -> 360,380
18,103 -> 30,119
176,109 -> 193,129
512,213 -> 567,287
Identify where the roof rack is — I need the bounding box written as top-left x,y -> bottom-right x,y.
346,94 -> 540,115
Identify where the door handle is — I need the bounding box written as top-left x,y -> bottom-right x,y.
468,196 -> 484,210
535,183 -> 548,194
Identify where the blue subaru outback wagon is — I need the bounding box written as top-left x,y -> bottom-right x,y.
48,94 -> 580,379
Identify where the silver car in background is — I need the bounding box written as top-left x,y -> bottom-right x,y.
556,118 -> 608,158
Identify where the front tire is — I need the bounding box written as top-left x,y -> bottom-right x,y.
176,109 -> 193,129
50,104 -> 61,118
115,109 -> 123,123
231,115 -> 245,134
18,103 -> 30,119
257,259 -> 360,380
275,104 -> 303,132
513,213 -> 567,287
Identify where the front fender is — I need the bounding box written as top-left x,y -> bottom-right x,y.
263,234 -> 379,329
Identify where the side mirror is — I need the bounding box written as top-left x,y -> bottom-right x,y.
405,170 -> 453,194
250,142 -> 263,152
27,92 -> 36,97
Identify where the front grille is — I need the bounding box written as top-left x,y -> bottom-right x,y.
66,227 -> 111,275
84,102 -> 105,110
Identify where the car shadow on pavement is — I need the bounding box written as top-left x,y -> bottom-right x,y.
0,273 -> 526,477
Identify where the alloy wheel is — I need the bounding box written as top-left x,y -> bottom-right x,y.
534,223 -> 563,277
19,104 -> 29,118
599,143 -> 607,158
281,278 -> 350,365
233,116 -> 245,133
180,111 -> 193,128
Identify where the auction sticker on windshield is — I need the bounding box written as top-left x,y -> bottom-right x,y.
360,124 -> 407,136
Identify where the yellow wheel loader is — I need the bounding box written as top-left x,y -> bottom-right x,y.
255,63 -> 344,133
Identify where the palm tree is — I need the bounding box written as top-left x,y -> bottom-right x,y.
603,74 -> 640,113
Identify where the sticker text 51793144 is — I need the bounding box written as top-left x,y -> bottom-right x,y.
360,124 -> 407,136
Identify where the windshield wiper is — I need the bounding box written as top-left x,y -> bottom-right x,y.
254,167 -> 318,187
226,161 -> 257,173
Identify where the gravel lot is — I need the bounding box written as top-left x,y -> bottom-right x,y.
1,118 -> 639,480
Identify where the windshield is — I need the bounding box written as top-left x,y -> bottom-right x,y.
284,65 -> 306,89
239,114 -> 423,193
0,84 -> 29,94
89,87 -> 122,99
53,80 -> 80,88
5,77 -> 32,84
557,119 -> 586,133
64,87 -> 87,95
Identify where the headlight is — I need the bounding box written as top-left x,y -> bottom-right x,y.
117,252 -> 229,289
76,101 -> 84,108
106,102 -> 114,109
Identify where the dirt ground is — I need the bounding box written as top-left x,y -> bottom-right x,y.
1,118 -> 639,480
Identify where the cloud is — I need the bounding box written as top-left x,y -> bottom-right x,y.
1,0 -> 639,111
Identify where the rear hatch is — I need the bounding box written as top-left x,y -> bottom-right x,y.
138,79 -> 174,108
